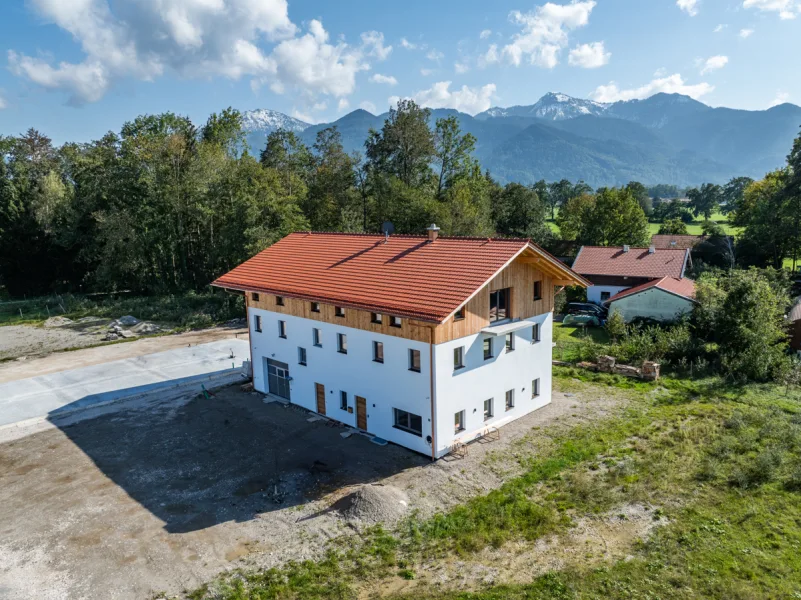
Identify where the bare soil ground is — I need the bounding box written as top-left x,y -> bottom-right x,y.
0,384 -> 621,600
0,326 -> 248,384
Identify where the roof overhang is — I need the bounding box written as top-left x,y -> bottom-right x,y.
481,319 -> 535,336
518,243 -> 592,288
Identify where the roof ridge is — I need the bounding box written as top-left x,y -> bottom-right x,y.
289,231 -> 532,242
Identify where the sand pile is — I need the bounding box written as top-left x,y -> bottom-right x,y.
333,484 -> 409,525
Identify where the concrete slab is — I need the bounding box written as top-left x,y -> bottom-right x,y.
0,339 -> 250,427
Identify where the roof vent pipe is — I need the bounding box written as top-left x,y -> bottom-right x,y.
623,245 -> 630,253
649,246 -> 656,254
427,224 -> 440,243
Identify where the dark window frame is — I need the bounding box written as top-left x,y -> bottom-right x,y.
371,312 -> 383,324
337,333 -> 348,354
390,315 -> 402,328
311,302 -> 321,313
254,315 -> 262,333
373,340 -> 384,363
251,292 -> 260,302
531,323 -> 540,344
313,328 -> 322,347
600,291 -> 611,302
483,398 -> 493,421
505,332 -> 515,352
298,347 -> 307,366
408,348 -> 421,373
505,389 -> 515,411
340,390 -> 348,411
453,346 -> 465,370
454,410 -> 465,433
489,287 -> 511,322
532,378 -> 541,398
483,337 -> 493,360
393,408 -> 423,437
276,295 -> 285,306
278,320 -> 287,338
335,306 -> 346,318
454,306 -> 465,321
533,281 -> 542,301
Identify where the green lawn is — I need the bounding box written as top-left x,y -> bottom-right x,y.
547,210 -> 742,238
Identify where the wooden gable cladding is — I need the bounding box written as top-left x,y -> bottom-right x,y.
248,293 -> 435,343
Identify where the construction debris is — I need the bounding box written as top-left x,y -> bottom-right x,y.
333,484 -> 409,525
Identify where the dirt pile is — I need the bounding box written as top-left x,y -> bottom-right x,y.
333,484 -> 409,525
43,316 -> 73,327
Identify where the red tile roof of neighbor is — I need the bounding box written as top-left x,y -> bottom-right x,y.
650,234 -> 709,250
212,232 -> 588,323
606,277 -> 697,304
572,246 -> 690,279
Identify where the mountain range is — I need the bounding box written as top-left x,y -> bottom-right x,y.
242,92 -> 801,187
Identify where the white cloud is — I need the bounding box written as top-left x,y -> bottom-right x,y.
427,49 -> 444,62
359,100 -> 377,113
568,41 -> 610,68
479,29 -> 492,39
677,0 -> 700,16
361,31 -> 392,60
0,94 -> 6,110
739,28 -> 755,37
400,37 -> 417,50
292,109 -> 316,123
743,0 -> 800,19
9,0 -> 386,105
369,73 -> 398,85
454,61 -> 470,74
494,0 -> 596,69
590,73 -> 714,102
713,23 -> 727,32
338,97 -> 350,111
700,55 -> 728,74
420,68 -> 435,76
397,81 -> 496,115
769,91 -> 790,107
654,67 -> 667,77
478,44 -> 501,68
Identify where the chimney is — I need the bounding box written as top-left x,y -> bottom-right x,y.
427,223 -> 440,243
623,245 -> 630,253
649,245 -> 656,254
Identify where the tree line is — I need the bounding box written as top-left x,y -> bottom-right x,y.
1,100 -> 800,296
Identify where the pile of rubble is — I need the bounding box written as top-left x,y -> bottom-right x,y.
333,484 -> 409,525
103,316 -> 162,341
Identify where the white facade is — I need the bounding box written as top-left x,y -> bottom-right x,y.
587,284 -> 629,305
608,287 -> 694,323
248,307 -> 554,459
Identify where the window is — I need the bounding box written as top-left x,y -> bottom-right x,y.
340,391 -> 348,410
453,346 -> 465,370
298,347 -> 307,366
454,410 -> 465,433
489,288 -> 510,322
409,349 -> 421,373
505,389 -> 515,411
373,341 -> 384,363
276,295 -> 285,306
533,281 -> 542,301
532,378 -> 541,398
483,398 -> 493,421
254,315 -> 262,333
505,332 -> 515,352
335,306 -> 345,318
454,306 -> 465,321
310,302 -> 320,313
483,338 -> 493,360
390,316 -> 402,328
337,333 -> 347,354
371,312 -> 383,324
278,320 -> 286,338
313,328 -> 322,347
531,323 -> 540,344
600,291 -> 611,302
251,292 -> 260,302
393,408 -> 423,436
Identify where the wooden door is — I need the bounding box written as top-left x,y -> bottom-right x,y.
315,383 -> 326,415
355,396 -> 367,430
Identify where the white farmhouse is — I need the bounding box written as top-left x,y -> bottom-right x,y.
213,228 -> 588,459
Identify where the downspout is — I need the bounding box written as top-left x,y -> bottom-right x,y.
429,324 -> 437,462
245,293 -> 255,386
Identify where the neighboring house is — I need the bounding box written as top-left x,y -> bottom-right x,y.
650,234 -> 708,251
605,277 -> 697,323
790,297 -> 801,354
213,228 -> 588,459
572,245 -> 692,305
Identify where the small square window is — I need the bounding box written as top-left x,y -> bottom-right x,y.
409,349 -> 421,372
251,292 -> 260,302
337,333 -> 348,354
454,306 -> 465,321
313,328 -> 322,347
531,323 -> 540,344
373,341 -> 384,363
335,306 -> 345,318
298,347 -> 307,366
532,378 -> 541,398
533,281 -> 542,301
276,296 -> 285,306
390,316 -> 402,328
453,346 -> 464,370
483,398 -> 493,421
311,302 -> 320,313
505,332 -> 514,352
600,291 -> 611,302
278,320 -> 286,338
371,313 -> 383,324
454,410 -> 465,433
505,389 -> 515,411
254,315 -> 262,333
340,391 -> 348,411
483,338 -> 493,360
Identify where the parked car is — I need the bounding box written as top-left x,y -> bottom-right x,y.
565,302 -> 608,319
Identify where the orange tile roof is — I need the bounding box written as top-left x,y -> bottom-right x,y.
573,246 -> 690,279
607,277 -> 697,303
212,232 -> 586,323
650,234 -> 708,250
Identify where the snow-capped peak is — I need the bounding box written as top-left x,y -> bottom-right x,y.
241,109 -> 310,133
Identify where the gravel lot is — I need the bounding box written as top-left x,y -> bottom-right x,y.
0,383 -> 618,600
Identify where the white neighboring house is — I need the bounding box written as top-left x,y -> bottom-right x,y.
213,228 -> 588,459
571,245 -> 692,305
605,276 -> 697,323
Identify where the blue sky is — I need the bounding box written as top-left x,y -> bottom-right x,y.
0,0 -> 799,143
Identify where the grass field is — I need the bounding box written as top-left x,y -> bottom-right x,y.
547,211 -> 741,238
191,370 -> 801,599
